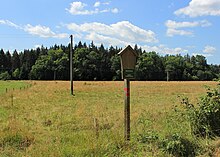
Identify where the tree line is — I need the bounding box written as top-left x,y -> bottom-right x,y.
0,42 -> 220,81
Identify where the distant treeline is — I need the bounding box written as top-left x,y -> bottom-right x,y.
0,42 -> 220,81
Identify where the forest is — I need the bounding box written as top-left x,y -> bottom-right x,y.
0,41 -> 220,81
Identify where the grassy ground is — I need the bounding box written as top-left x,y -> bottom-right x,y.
0,81 -> 28,94
0,81 -> 218,156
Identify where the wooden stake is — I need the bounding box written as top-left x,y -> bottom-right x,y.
93,118 -> 99,139
11,94 -> 13,106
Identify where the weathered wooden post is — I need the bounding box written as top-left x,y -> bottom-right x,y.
11,94 -> 13,106
166,70 -> 169,82
70,35 -> 74,95
118,45 -> 138,141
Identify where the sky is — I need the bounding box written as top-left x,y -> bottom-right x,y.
0,0 -> 220,64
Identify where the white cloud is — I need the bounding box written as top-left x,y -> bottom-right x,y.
94,1 -> 101,7
200,20 -> 213,27
0,19 -> 21,29
165,20 -> 211,37
142,45 -> 188,55
103,2 -> 110,5
175,0 -> 220,17
0,19 -> 68,39
192,53 -> 213,57
66,1 -> 119,15
66,21 -> 189,55
111,8 -> 119,13
66,21 -> 158,47
85,32 -> 128,46
191,46 -> 216,57
34,45 -> 41,49
166,28 -> 193,37
203,45 -> 216,53
24,24 -> 68,38
165,20 -> 211,29
66,1 -> 97,15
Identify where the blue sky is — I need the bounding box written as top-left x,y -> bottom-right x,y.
0,0 -> 220,64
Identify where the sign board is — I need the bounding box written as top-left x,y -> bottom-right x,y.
123,69 -> 135,79
118,45 -> 138,79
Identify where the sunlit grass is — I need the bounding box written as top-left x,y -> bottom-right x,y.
0,81 -> 28,94
0,81 -> 217,156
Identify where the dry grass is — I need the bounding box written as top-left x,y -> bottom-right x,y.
0,81 -> 217,156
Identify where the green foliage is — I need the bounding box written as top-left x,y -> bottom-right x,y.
136,51 -> 165,80
73,47 -> 112,80
164,55 -> 185,81
137,131 -> 159,144
0,71 -> 11,80
30,48 -> 68,80
110,55 -> 121,80
136,112 -> 197,156
182,83 -> 220,137
160,133 -> 196,157
29,55 -> 51,80
12,68 -> 20,80
1,43 -> 220,80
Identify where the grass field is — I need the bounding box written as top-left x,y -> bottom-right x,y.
0,81 -> 28,94
0,81 -> 218,156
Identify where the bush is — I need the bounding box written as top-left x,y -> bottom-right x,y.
137,131 -> 159,144
160,133 -> 196,157
0,71 -> 11,80
182,83 -> 220,137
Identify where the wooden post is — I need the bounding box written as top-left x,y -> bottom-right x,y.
70,35 -> 73,95
124,79 -> 130,141
93,118 -> 99,139
54,70 -> 56,80
118,45 -> 137,142
167,71 -> 169,82
11,94 -> 13,106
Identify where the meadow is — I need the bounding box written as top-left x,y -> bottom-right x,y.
0,81 -> 219,156
0,81 -> 28,94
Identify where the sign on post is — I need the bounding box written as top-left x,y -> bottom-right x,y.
118,45 -> 138,141
123,69 -> 135,79
118,45 -> 138,79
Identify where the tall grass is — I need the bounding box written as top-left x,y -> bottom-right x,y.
0,81 -> 217,156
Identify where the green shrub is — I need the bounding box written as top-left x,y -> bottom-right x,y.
0,71 -> 11,80
182,83 -> 220,137
137,131 -> 159,144
160,133 -> 196,157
